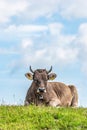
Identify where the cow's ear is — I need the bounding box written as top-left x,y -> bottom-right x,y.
25,73 -> 33,80
48,73 -> 57,80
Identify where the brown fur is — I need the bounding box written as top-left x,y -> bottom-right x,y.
24,68 -> 78,107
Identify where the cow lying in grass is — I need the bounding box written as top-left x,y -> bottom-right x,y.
24,66 -> 78,107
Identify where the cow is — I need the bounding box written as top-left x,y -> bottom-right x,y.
24,66 -> 78,107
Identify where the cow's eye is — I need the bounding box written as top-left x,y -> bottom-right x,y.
37,80 -> 41,84
34,79 -> 41,84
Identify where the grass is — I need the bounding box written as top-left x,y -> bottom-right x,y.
0,105 -> 87,130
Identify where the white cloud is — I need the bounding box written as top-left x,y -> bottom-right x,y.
22,0 -> 61,19
23,0 -> 87,20
19,43 -> 79,69
18,0 -> 87,20
78,23 -> 87,47
48,23 -> 63,35
76,23 -> 87,74
0,24 -> 48,41
4,24 -> 48,33
21,39 -> 33,49
0,0 -> 28,23
12,22 -> 79,68
2,21 -> 87,76
1,0 -> 87,24
53,47 -> 78,64
0,0 -> 61,23
77,23 -> 87,52
59,0 -> 87,19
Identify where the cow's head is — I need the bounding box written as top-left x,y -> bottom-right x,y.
25,66 -> 57,94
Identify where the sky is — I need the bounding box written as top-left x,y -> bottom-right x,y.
0,0 -> 87,107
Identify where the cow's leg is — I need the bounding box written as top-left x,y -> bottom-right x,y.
49,98 -> 61,107
68,85 -> 78,107
71,96 -> 78,107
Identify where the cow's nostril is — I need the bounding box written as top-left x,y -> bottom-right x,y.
38,88 -> 46,93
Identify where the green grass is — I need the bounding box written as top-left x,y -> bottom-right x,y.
0,105 -> 87,130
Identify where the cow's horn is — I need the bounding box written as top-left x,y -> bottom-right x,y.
30,66 -> 34,73
47,66 -> 52,73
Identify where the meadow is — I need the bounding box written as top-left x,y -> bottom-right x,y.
0,105 -> 87,130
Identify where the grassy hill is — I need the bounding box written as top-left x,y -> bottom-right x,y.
0,105 -> 87,130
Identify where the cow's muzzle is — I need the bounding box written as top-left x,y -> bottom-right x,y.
37,87 -> 46,93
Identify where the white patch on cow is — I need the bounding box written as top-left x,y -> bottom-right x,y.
37,89 -> 40,93
49,98 -> 61,107
44,89 -> 46,93
39,95 -> 43,100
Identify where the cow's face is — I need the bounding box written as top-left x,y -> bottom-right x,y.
25,66 -> 57,94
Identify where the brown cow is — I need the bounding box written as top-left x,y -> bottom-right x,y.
24,66 -> 78,107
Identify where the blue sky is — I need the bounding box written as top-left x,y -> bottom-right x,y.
0,0 -> 87,107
